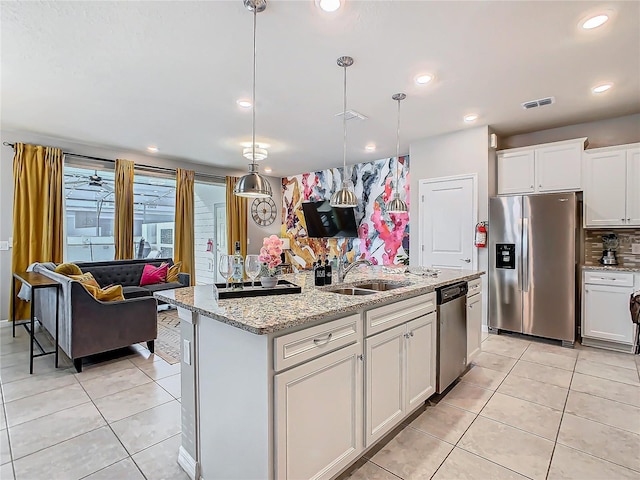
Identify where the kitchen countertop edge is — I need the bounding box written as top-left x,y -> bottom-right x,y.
155,270 -> 484,335
581,265 -> 640,273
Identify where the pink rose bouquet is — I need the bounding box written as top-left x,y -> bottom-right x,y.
258,235 -> 283,277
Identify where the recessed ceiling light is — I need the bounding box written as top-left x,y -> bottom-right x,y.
147,145 -> 158,153
365,144 -> 376,152
415,74 -> 434,85
582,14 -> 609,29
592,83 -> 613,93
316,0 -> 341,12
464,114 -> 479,123
236,99 -> 252,108
264,167 -> 272,173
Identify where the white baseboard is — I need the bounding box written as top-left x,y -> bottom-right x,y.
178,445 -> 199,480
482,324 -> 489,332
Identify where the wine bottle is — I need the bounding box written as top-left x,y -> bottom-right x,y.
230,241 -> 244,290
324,258 -> 332,285
314,260 -> 325,286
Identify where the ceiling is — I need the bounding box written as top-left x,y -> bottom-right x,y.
2,1 -> 639,177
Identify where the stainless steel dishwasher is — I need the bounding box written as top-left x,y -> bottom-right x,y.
436,281 -> 468,393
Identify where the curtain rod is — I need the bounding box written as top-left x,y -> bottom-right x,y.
3,141 -> 226,182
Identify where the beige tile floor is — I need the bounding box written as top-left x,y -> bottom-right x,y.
0,322 -> 186,480
348,332 -> 640,480
2,323 -> 640,480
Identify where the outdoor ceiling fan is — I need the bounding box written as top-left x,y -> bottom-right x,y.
65,170 -> 114,192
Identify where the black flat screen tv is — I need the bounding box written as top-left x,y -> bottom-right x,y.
301,200 -> 359,238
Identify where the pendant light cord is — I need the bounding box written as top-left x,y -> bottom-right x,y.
342,64 -> 348,184
395,97 -> 401,193
251,7 -> 257,168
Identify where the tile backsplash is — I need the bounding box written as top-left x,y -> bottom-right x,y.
584,228 -> 640,267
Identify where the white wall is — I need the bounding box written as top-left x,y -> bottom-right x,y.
501,113 -> 640,150
246,179 -> 283,255
0,129 -> 281,320
409,125 -> 496,326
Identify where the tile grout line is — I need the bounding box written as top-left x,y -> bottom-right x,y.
543,360 -> 575,480
430,336 -> 529,479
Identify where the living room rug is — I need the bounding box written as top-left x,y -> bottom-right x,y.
145,309 -> 181,364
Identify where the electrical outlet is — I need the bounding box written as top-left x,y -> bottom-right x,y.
632,243 -> 640,255
183,339 -> 191,365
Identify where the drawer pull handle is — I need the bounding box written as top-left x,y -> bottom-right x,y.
313,333 -> 333,346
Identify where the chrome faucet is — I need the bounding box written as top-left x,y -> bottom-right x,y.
337,258 -> 373,283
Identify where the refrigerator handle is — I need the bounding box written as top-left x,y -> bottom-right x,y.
522,217 -> 529,292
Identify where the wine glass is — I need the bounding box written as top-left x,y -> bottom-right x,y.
218,254 -> 231,289
245,254 -> 261,288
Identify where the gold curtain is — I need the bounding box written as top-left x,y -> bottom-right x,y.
114,159 -> 134,260
175,168 -> 195,284
11,143 -> 64,321
225,176 -> 247,257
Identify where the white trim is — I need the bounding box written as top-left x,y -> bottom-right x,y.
418,173 -> 478,270
178,445 -> 200,480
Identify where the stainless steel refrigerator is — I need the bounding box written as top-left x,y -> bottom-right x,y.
489,193 -> 576,345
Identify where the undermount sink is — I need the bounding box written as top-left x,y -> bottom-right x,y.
352,281 -> 409,291
325,287 -> 377,296
326,280 -> 410,296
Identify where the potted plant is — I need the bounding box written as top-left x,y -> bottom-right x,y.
258,235 -> 283,288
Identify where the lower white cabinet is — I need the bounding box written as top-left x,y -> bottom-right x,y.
466,293 -> 482,364
582,270 -> 637,352
365,313 -> 436,447
275,342 -> 363,480
583,283 -> 635,346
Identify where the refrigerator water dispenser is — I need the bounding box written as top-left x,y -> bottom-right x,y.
496,244 -> 515,269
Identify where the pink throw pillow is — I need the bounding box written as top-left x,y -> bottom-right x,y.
140,263 -> 168,286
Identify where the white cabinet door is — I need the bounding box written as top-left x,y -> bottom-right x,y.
626,148 -> 640,226
406,313 -> 436,411
365,324 -> 405,447
583,284 -> 635,345
466,294 -> 482,364
584,150 -> 627,227
275,342 -> 363,480
498,150 -> 535,195
535,142 -> 582,192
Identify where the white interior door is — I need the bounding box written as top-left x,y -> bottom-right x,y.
419,175 -> 476,270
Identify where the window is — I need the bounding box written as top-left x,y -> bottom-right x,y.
194,181 -> 227,284
64,166 -> 116,262
133,173 -> 176,260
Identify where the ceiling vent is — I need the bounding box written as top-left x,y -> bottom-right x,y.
335,109 -> 368,121
521,97 -> 555,110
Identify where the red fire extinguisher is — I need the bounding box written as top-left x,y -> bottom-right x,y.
474,222 -> 487,248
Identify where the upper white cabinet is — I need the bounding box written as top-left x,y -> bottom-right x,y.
584,143 -> 640,227
497,138 -> 587,195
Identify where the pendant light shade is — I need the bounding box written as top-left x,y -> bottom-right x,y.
234,0 -> 273,198
330,56 -> 357,208
385,93 -> 408,214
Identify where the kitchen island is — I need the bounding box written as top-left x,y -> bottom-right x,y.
155,267 -> 483,480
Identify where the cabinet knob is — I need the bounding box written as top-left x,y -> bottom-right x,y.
627,218 -> 631,222
410,331 -> 414,337
539,184 -> 542,188
530,185 -> 534,189
357,354 -> 364,361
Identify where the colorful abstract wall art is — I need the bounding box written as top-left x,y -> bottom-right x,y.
282,156 -> 409,270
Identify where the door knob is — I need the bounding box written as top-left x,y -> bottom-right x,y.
460,258 -> 471,263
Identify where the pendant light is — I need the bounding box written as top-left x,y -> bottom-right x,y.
385,93 -> 408,214
234,0 -> 273,198
330,56 -> 357,208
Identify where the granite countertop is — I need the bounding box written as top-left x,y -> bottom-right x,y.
581,265 -> 640,273
154,267 -> 484,335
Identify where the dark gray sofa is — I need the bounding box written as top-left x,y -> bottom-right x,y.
33,258 -> 190,372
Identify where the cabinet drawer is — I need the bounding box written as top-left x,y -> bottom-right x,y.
467,278 -> 482,296
584,271 -> 634,287
274,314 -> 361,371
365,293 -> 436,337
